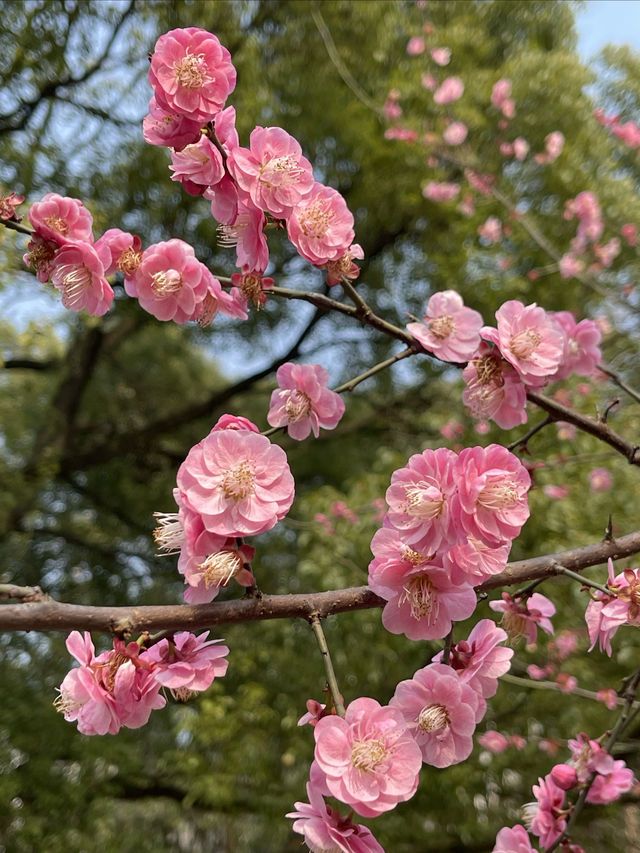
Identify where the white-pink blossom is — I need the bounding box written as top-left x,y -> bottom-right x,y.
588,467 -> 612,492
169,133 -> 225,194
287,182 -> 355,265
430,47 -> 451,65
422,181 -> 460,202
407,290 -> 483,363
550,311 -> 602,380
267,362 -> 345,440
443,121 -> 468,145
433,76 -> 464,104
406,36 -> 426,56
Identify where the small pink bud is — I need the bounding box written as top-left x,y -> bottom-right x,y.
550,763 -> 578,791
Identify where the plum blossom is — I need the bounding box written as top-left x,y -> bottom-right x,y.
320,243 -> 364,286
585,560 -> 640,655
55,632 -> 165,735
0,191 -> 24,221
406,36 -> 426,56
462,343 -> 528,429
481,300 -> 566,388
558,253 -> 584,279
133,239 -> 212,323
443,537 -> 511,585
176,427 -> 295,538
267,362 -> 345,440
491,78 -> 515,118
492,825 -> 538,853
406,290 -> 483,363
29,192 -> 94,245
526,774 -> 567,850
490,592 -> 555,643
149,27 -> 236,122
567,733 -> 635,804
432,619 -> 513,698
391,664 -> 480,767
422,181 -> 460,202
621,223 -> 638,246
544,485 -> 570,500
443,121 -> 468,145
50,242 -> 114,316
588,467 -> 612,492
218,200 -> 269,271
513,137 -> 529,160
535,131 -> 564,164
549,311 -> 602,380
179,539 -> 256,604
287,783 -> 384,853
23,233 -> 59,282
312,696 -> 422,817
95,228 -> 143,280
169,133 -> 225,194
287,182 -> 355,265
478,216 -> 502,243
142,632 -> 229,699
228,126 -> 314,218
142,96 -> 202,150
230,268 -> 274,310
587,760 -> 635,804
478,730 -> 509,753
430,47 -> 451,65
433,76 -> 464,104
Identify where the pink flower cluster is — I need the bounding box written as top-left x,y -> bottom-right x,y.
56,630 -> 228,734
369,444 -> 530,640
267,362 -> 345,440
407,290 -> 483,363
585,559 -> 640,655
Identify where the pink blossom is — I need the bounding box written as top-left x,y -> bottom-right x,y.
383,447 -> 458,553
442,121 -> 468,146
149,27 -> 236,122
422,181 -> 460,202
569,732 -> 616,781
443,537 -> 511,585
586,561 -> 640,655
55,632 -> 165,735
439,419 -> 464,440
0,191 -> 24,221
430,47 -> 451,65
287,182 -> 355,265
169,134 -> 225,194
462,343 -> 528,429
179,539 -> 256,603
231,268 -> 274,309
564,191 -> 603,244
589,467 -> 612,492
528,774 -> 567,850
556,421 -> 577,440
465,169 -> 495,195
213,414 -> 260,433
611,120 -> 640,148
368,529 -> 477,640
384,126 -> 418,143
406,36 -> 426,56
492,825 -> 538,853
320,243 -> 365,286
315,512 -> 335,536
331,501 -> 358,523
407,290 -> 483,363
267,362 -> 345,440
478,216 -> 502,243
218,200 -> 269,271
510,734 -> 527,750
134,239 -> 211,323
142,96 -> 202,150
550,764 -> 578,791
587,760 -> 634,804
142,632 -> 228,698
621,222 -> 638,246
558,253 -> 584,279
50,241 -> 114,316
312,697 -> 422,817
527,664 -> 553,680
94,228 -> 143,279
596,688 -> 618,710
228,126 -> 315,219
478,730 -> 509,753
23,233 -> 59,282
391,664 -> 480,767
432,619 -> 513,698
490,592 -> 555,643
481,300 -> 566,388
287,783 -> 384,853
421,73 -> 438,91
28,192 -> 94,245
544,131 -> 564,161
550,311 -> 602,380
513,137 -> 529,160
176,427 -> 295,538
458,194 -> 475,216
491,79 -> 512,110
382,95 -> 402,121
433,76 -> 464,104
454,444 -> 531,546
555,672 -> 577,693
544,485 -> 569,500
190,273 -> 248,327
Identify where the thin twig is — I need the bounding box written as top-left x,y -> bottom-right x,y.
598,364 -> 640,406
308,613 -> 346,716
507,416 -> 553,452
553,564 -> 612,596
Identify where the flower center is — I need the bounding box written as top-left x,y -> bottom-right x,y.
174,51 -> 208,88
501,610 -> 529,640
401,545 -> 427,566
199,550 -> 243,587
477,480 -> 519,510
429,315 -> 455,339
171,687 -> 198,702
239,273 -> 266,308
53,689 -> 82,716
153,512 -> 185,553
509,328 -> 541,360
350,738 -> 387,772
44,215 -> 68,235
401,575 -> 439,621
57,264 -> 93,309
221,460 -> 255,500
299,201 -> 332,239
284,390 -> 312,422
97,652 -> 128,694
418,703 -> 450,732
117,247 -> 142,277
197,292 -> 219,328
404,482 -> 445,520
151,269 -> 183,297
259,155 -> 304,188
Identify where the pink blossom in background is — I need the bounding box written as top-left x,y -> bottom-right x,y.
433,76 -> 464,104
331,501 -> 358,523
384,447 -> 458,553
513,137 -> 529,160
228,126 -> 314,218
492,825 -> 538,853
406,290 -> 483,362
544,131 -> 565,161
490,592 -> 555,643
384,126 -> 418,143
149,27 -> 236,122
555,672 -> 578,693
439,419 -> 464,440
454,444 -> 531,546
478,730 -> 509,753
0,191 -> 24,221
499,142 -> 514,158
23,234 -> 58,282
142,96 -> 202,150
219,199 -> 269,271
621,223 -> 638,246
556,421 -> 577,440
458,194 -> 475,216
611,119 -> 640,147
551,630 -> 579,660
564,191 -> 603,244
176,427 -> 295,537
406,36 -> 426,55
596,688 -> 618,710
430,47 -> 451,65
312,697 -> 422,817
443,121 -> 468,145
314,512 -> 335,536
191,274 -> 249,327
527,774 -> 567,850
544,485 -> 569,500
391,664 -> 480,767
527,664 -> 553,680
550,311 -> 602,380
569,732 -> 616,781
421,73 -> 438,91
465,169 -> 495,195
321,242 -> 364,286
169,134 -> 225,194
432,619 -> 513,698
491,78 -> 511,109
55,632 -> 165,735
462,343 -> 528,429
587,760 -> 635,804
134,239 -> 211,323
422,181 -> 460,202
481,300 -> 566,388
50,242 -> 114,316
594,237 -> 621,267
558,253 -> 584,279
267,362 -> 345,440
287,783 -> 385,853
588,467 -> 612,492
230,268 -> 274,309
287,182 -> 355,265
510,734 -> 527,750
29,192 -> 94,245
443,537 -> 511,585
213,414 -> 260,432
142,632 -> 229,697
478,216 -> 502,243
382,95 -> 402,121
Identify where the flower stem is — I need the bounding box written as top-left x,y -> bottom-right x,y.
309,613 -> 346,717
553,564 -> 612,596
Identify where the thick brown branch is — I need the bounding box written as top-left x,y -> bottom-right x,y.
2,530 -> 640,634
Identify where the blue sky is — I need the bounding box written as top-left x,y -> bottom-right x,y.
576,0 -> 640,59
